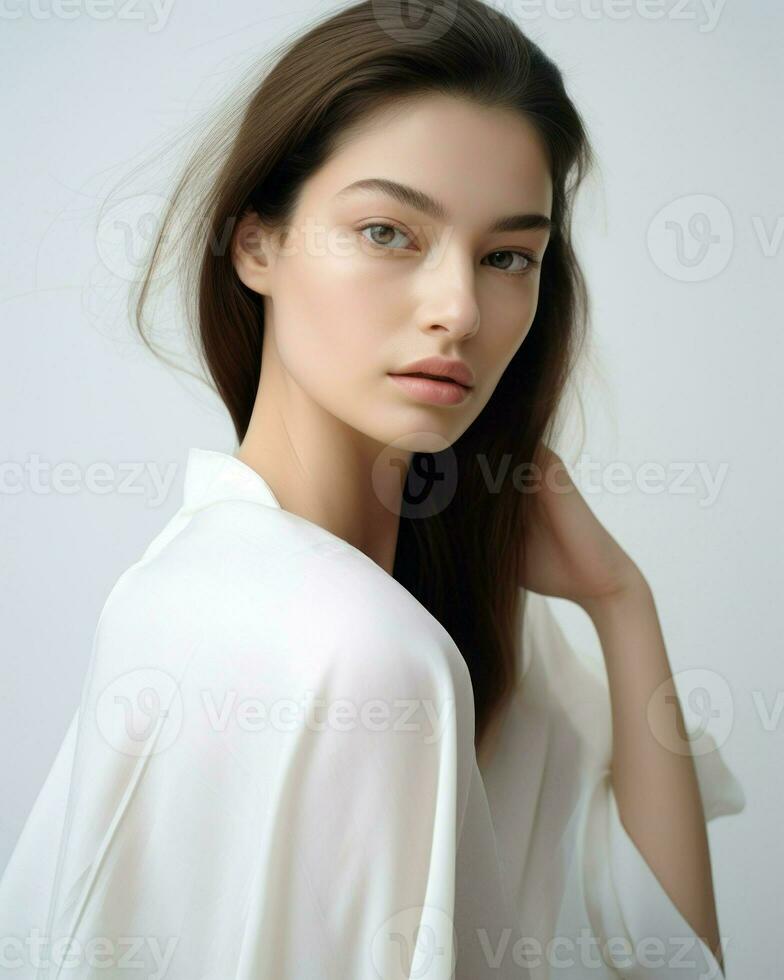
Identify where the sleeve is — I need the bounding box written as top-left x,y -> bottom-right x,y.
0,575 -> 477,980
0,709 -> 79,938
525,590 -> 746,980
246,629 -> 474,980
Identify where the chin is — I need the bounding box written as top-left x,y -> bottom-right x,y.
377,428 -> 457,456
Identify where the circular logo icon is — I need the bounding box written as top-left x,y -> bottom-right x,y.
95,193 -> 181,283
647,667 -> 734,756
95,666 -> 184,757
646,193 -> 733,282
372,435 -> 458,519
371,0 -> 459,45
371,904 -> 457,979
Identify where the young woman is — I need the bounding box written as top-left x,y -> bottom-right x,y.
0,2 -> 745,978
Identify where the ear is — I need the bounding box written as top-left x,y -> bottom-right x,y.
231,209 -> 277,295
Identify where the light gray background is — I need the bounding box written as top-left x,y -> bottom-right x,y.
2,1 -> 780,976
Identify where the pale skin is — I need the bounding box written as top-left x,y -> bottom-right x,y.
232,92 -> 724,973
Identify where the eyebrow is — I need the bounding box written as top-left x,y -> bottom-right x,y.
335,177 -> 553,234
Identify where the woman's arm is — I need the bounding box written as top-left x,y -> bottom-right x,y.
581,573 -> 724,974
518,446 -> 726,972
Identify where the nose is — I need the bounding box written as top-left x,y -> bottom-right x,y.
416,251 -> 481,340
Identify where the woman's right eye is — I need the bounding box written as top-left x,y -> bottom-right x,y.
358,223 -> 414,250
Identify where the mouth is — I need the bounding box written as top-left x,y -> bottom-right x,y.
387,372 -> 472,406
399,372 -> 472,388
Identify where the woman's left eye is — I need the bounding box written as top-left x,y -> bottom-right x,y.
482,250 -> 539,275
358,223 -> 539,276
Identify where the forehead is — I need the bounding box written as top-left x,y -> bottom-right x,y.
303,93 -> 554,223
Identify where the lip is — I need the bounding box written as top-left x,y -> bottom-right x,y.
387,373 -> 472,406
388,355 -> 475,389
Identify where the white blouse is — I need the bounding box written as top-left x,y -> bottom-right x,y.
0,447 -> 746,979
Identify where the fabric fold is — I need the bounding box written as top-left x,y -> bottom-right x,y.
0,448 -> 531,980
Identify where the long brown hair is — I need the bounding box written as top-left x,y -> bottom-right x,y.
131,0 -> 595,755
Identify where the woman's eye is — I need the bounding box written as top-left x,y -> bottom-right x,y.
359,223 -> 413,250
482,250 -> 539,275
358,223 -> 539,276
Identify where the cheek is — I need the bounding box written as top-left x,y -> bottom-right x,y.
272,245 -> 398,387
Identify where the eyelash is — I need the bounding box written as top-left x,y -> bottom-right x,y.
357,222 -> 541,276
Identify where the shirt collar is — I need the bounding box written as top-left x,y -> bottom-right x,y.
183,448 -> 282,512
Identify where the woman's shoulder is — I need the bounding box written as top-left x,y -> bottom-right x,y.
94,499 -> 473,708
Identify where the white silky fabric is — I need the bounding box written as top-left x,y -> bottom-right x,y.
0,448 -> 746,979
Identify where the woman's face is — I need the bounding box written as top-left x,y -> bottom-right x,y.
233,93 -> 553,455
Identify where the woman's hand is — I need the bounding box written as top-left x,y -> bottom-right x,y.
517,445 -> 645,614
